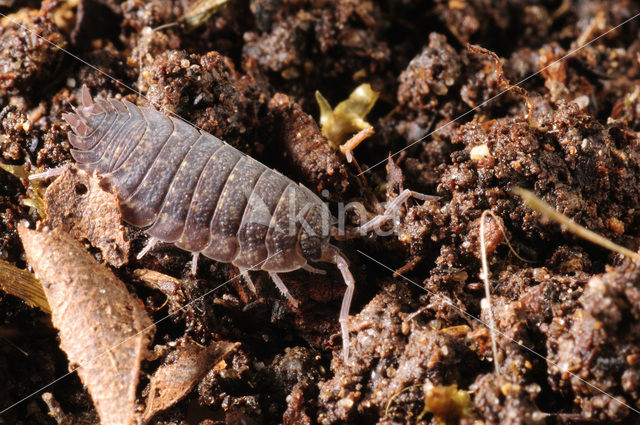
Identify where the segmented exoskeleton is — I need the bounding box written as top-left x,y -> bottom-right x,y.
63,86 -> 357,360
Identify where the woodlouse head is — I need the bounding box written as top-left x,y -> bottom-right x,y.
298,203 -> 332,261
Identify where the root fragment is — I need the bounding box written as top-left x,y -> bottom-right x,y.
468,44 -> 534,122
514,187 -> 640,263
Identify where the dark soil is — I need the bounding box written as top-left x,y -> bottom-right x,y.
2,0 -> 640,424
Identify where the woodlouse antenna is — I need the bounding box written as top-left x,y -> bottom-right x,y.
337,189 -> 439,239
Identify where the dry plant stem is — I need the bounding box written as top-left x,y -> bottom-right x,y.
513,187 -> 640,263
340,126 -> 374,163
480,210 -> 501,377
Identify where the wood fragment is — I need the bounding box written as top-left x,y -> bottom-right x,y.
0,258 -> 50,313
44,167 -> 130,267
339,126 -> 373,163
143,338 -> 239,423
133,269 -> 186,315
18,224 -> 154,425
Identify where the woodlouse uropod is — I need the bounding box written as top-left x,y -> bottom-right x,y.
62,86 -> 434,361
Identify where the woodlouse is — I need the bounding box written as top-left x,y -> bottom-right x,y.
63,86 -> 358,359
62,86 -> 435,361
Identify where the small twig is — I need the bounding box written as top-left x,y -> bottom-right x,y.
340,126 -> 374,163
479,210 -> 501,377
513,187 -> 640,263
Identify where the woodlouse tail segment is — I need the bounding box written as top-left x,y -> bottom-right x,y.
81,84 -> 93,108
63,112 -> 91,137
67,100 -> 117,153
321,244 -> 355,363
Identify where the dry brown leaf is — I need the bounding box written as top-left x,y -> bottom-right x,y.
0,258 -> 50,313
143,338 -> 239,423
44,167 -> 129,267
18,224 -> 154,425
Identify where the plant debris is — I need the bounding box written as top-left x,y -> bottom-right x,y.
0,258 -> 49,313
316,83 -> 379,149
133,268 -> 186,316
0,162 -> 46,218
175,0 -> 230,31
43,166 -> 130,267
416,383 -> 473,424
18,224 -> 154,425
143,337 -> 239,423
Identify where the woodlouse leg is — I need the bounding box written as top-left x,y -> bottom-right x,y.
28,164 -> 70,181
137,237 -> 159,260
354,189 -> 439,235
321,245 -> 355,363
302,263 -> 326,275
190,252 -> 199,276
268,272 -> 300,308
240,268 -> 257,294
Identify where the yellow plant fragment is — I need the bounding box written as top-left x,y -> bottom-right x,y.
417,383 -> 473,425
0,163 -> 47,218
316,83 -> 379,149
0,163 -> 29,180
0,162 -> 46,219
0,259 -> 50,313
